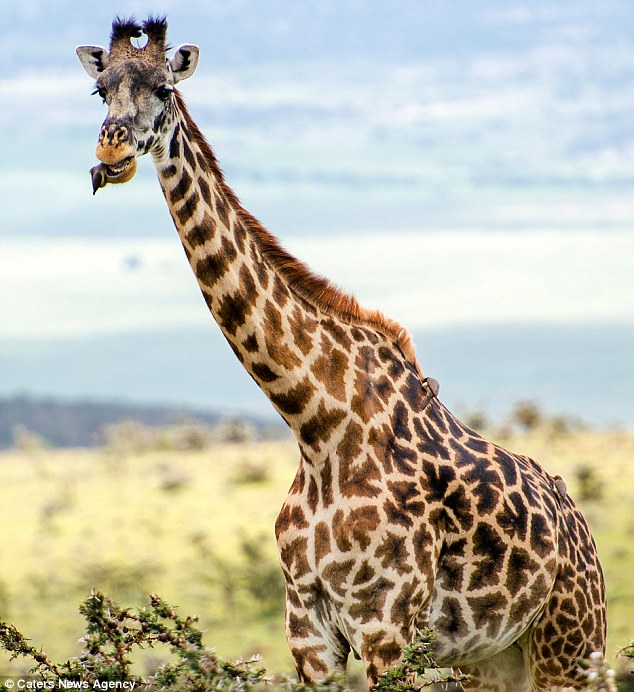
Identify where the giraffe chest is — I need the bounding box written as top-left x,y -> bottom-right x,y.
275,455 -> 441,652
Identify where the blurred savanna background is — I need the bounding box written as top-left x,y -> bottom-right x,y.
1,0 -> 633,686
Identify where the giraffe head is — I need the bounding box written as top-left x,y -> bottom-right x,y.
76,16 -> 199,193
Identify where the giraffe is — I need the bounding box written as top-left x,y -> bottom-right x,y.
76,17 -> 606,691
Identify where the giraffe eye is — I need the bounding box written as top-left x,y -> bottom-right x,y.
91,87 -> 107,103
155,85 -> 174,101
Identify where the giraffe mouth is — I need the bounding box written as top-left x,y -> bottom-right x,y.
89,156 -> 138,194
105,156 -> 135,176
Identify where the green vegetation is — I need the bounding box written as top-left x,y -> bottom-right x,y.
0,594 -> 629,690
0,596 -> 467,690
0,435 -> 296,676
0,591 -> 268,690
0,406 -> 633,688
375,629 -> 468,690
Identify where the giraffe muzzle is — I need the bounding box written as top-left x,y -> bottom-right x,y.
90,123 -> 139,193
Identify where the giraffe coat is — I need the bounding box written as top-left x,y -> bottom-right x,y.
77,18 -> 607,690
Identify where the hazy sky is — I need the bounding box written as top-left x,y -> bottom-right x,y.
1,1 -> 633,419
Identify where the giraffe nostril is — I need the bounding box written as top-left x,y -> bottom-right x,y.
100,123 -> 129,146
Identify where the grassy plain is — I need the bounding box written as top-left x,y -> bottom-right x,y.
0,426 -> 633,679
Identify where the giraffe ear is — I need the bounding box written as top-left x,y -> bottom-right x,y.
168,45 -> 200,82
76,46 -> 110,79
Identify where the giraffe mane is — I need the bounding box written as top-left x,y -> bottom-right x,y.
175,91 -> 420,372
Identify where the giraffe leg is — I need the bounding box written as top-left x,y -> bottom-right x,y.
521,587 -> 606,690
520,511 -> 607,690
360,626 -> 410,689
459,645 -> 530,692
284,585 -> 349,682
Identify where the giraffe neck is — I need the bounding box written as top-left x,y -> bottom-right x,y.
151,91 -> 420,450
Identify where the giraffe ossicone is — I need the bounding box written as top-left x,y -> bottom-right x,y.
77,17 -> 607,691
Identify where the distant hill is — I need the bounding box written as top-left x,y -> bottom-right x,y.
0,395 -> 280,449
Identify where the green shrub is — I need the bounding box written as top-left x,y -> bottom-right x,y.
376,629 -> 467,691
0,591 -> 267,690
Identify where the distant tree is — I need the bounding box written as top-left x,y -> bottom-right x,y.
574,463 -> 604,503
12,424 -> 50,451
511,400 -> 542,432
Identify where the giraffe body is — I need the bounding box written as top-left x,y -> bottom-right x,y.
77,18 -> 606,690
277,399 -> 605,689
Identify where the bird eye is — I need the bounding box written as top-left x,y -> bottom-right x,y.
155,85 -> 174,101
91,87 -> 107,103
